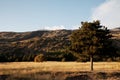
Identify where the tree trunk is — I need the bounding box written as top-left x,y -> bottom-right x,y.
90,55 -> 93,71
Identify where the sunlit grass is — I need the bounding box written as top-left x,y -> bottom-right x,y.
0,62 -> 120,75
0,62 -> 120,80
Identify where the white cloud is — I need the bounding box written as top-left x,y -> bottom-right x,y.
91,0 -> 120,29
44,25 -> 65,30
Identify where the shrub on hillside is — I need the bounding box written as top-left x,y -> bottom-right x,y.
34,54 -> 45,62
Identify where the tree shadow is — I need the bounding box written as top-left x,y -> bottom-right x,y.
0,75 -> 10,80
65,74 -> 92,80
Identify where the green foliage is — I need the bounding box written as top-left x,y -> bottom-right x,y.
45,51 -> 76,61
34,54 -> 46,62
70,20 -> 113,59
69,20 -> 116,70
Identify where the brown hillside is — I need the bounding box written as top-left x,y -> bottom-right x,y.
0,29 -> 120,61
0,30 -> 72,54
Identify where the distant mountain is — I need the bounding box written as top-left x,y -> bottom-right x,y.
110,28 -> 120,39
111,27 -> 120,31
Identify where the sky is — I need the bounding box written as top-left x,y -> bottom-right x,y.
0,0 -> 120,32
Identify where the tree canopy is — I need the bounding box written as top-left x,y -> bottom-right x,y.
70,20 -> 114,70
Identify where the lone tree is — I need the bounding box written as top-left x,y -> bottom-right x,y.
70,20 -> 112,71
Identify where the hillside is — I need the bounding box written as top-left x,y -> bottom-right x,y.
0,30 -> 73,61
0,30 -> 72,51
0,29 -> 120,62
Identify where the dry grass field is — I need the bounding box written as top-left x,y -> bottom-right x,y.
0,62 -> 120,80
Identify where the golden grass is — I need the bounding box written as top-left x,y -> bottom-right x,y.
0,62 -> 120,75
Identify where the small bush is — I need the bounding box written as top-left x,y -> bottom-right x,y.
61,58 -> 66,62
76,57 -> 88,62
34,54 -> 45,62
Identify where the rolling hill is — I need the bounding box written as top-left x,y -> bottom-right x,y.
0,29 -> 120,61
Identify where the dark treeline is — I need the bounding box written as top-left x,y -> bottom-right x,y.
0,42 -> 119,62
